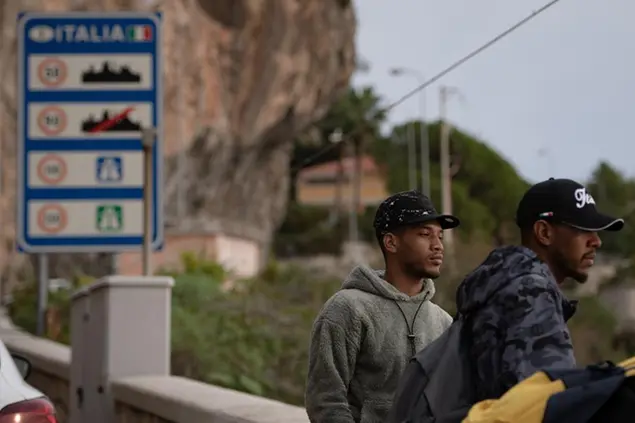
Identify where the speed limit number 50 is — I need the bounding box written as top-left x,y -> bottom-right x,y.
37,106 -> 67,137
37,58 -> 67,87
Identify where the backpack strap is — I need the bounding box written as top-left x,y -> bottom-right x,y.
451,311 -> 481,400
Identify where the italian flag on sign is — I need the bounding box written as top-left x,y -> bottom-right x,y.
127,25 -> 153,42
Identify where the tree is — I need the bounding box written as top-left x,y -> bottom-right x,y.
443,123 -> 529,244
334,87 -> 385,220
290,86 -> 386,222
369,120 -> 528,244
587,162 -> 635,257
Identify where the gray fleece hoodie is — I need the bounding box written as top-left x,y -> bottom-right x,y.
305,265 -> 452,423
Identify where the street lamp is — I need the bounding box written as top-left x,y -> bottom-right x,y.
389,67 -> 430,196
141,127 -> 157,276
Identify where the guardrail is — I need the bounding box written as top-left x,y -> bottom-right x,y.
0,276 -> 309,423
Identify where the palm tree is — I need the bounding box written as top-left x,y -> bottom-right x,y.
327,87 -> 385,241
290,86 -> 386,243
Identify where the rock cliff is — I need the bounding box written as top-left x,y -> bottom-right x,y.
0,0 -> 356,284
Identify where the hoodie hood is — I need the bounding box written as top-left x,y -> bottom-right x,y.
456,245 -> 559,314
341,265 -> 436,302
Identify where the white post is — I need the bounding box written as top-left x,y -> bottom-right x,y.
80,275 -> 174,423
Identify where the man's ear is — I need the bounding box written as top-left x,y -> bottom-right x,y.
383,233 -> 399,254
534,220 -> 554,246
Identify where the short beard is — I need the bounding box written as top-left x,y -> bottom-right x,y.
552,249 -> 588,284
404,261 -> 439,280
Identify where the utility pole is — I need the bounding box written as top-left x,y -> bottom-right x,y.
439,86 -> 455,258
176,13 -> 188,220
347,137 -> 360,261
419,89 -> 430,197
0,3 -> 8,303
141,128 -> 157,276
389,67 -> 430,195
407,120 -> 416,190
329,129 -> 344,225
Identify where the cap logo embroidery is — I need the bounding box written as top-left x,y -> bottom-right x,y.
574,187 -> 595,209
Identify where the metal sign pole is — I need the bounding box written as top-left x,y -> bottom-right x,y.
36,253 -> 49,336
141,128 -> 156,276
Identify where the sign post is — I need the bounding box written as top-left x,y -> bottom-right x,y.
36,253 -> 48,336
141,127 -> 156,276
17,12 -> 164,324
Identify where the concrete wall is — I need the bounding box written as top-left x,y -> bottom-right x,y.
0,309 -> 308,423
118,232 -> 262,278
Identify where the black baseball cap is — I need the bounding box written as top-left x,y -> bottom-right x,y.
516,178 -> 624,232
373,190 -> 460,234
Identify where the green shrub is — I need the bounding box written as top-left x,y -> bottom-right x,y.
8,274 -> 93,345
167,255 -> 340,404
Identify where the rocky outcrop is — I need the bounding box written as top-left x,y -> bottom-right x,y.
0,0 -> 356,283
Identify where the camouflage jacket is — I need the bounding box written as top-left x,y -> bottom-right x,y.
455,245 -> 578,400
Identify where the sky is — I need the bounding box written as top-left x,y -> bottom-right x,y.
352,0 -> 635,184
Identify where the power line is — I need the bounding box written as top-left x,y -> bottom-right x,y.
292,0 -> 564,172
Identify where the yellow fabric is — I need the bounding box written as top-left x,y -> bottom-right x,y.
618,356 -> 635,377
462,372 -> 566,423
462,356 -> 635,423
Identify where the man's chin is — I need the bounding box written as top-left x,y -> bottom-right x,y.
422,267 -> 441,279
570,270 -> 589,284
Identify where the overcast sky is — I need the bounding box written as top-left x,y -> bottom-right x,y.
352,0 -> 635,184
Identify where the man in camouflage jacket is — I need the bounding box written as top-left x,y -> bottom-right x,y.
455,178 -> 624,400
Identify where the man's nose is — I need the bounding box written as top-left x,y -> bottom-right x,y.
432,235 -> 444,251
589,232 -> 602,248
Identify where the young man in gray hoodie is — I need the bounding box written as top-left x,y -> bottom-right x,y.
305,190 -> 460,423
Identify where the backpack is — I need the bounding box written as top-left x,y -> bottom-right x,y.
387,313 -> 477,423
463,356 -> 635,423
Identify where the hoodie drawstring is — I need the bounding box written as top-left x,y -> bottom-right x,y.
393,300 -> 426,357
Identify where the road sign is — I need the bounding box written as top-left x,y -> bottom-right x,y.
36,106 -> 67,136
96,204 -> 124,232
36,154 -> 67,185
29,54 -> 153,91
17,12 -> 163,253
36,204 -> 68,234
37,57 -> 67,87
29,151 -> 143,188
29,102 -> 152,139
28,200 -> 142,237
96,156 -> 123,183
